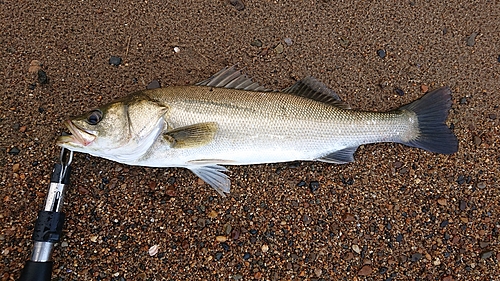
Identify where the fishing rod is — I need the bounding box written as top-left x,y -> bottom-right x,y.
19,147 -> 73,281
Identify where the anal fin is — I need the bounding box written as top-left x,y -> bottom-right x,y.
317,146 -> 358,164
189,165 -> 230,197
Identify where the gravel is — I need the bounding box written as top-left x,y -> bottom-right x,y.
2,1 -> 499,280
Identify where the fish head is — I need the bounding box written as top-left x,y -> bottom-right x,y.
57,93 -> 168,159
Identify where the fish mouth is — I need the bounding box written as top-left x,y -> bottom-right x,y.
56,120 -> 96,147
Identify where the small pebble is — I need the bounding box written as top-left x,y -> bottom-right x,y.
477,182 -> 486,189
9,147 -> 20,155
309,181 -> 319,193
216,236 -> 227,242
420,84 -> 428,93
479,249 -> 493,259
243,252 -> 251,260
377,49 -> 386,59
61,241 -> 69,247
224,223 -> 232,235
440,220 -> 449,228
437,198 -> 447,206
215,252 -> 223,261
90,235 -> 98,243
459,200 -> 467,210
173,46 -> 180,53
109,56 -> 122,66
251,39 -> 262,47
497,55 -> 500,63
314,268 -> 322,277
147,80 -> 161,89
29,60 -> 42,73
488,113 -> 497,120
466,32 -> 478,46
479,241 -> 489,248
12,163 -> 20,173
284,38 -> 293,46
339,37 -> 350,48
459,97 -> 467,104
232,274 -> 243,280
358,265 -> 372,276
229,0 -> 245,11
261,244 -> 269,253
379,267 -> 388,274
411,252 -> 422,262
394,88 -> 405,96
352,244 -> 361,254
148,244 -> 159,256
473,135 -> 482,146
343,213 -> 356,222
274,43 -> 284,54
207,210 -> 218,219
441,275 -> 455,281
38,70 -> 49,84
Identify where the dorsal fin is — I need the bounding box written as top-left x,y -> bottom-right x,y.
283,77 -> 351,109
196,66 -> 270,92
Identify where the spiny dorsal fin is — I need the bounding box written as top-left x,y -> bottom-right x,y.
283,77 -> 351,109
196,66 -> 270,92
164,122 -> 218,149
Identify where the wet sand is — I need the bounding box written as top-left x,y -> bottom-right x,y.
1,1 -> 499,280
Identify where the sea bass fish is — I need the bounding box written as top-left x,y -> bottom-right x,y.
57,67 -> 458,195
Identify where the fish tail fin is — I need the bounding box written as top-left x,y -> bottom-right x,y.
399,86 -> 458,154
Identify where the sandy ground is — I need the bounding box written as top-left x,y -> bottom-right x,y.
1,0 -> 499,280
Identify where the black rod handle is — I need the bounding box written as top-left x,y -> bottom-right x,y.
18,261 -> 53,281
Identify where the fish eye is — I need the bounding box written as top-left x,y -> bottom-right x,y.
86,110 -> 103,125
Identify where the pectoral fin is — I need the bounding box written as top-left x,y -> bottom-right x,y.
189,165 -> 230,196
164,122 -> 218,148
317,146 -> 358,164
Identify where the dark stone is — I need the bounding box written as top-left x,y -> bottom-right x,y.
410,252 -> 422,262
459,200 -> 467,210
396,233 -> 403,242
459,97 -> 467,104
394,88 -> 405,96
377,49 -> 386,58
9,147 -> 20,155
480,250 -> 493,259
28,83 -> 36,90
249,229 -> 257,235
497,55 -> 500,63
147,80 -> 161,89
167,177 -> 176,184
386,222 -> 392,230
440,220 -> 449,228
220,242 -> 230,251
457,175 -> 465,185
309,181 -> 320,193
297,181 -> 306,187
38,70 -> 49,84
243,252 -> 251,260
109,56 -> 122,66
229,0 -> 245,11
215,252 -> 223,261
379,267 -> 388,274
38,107 -> 45,113
466,32 -> 478,46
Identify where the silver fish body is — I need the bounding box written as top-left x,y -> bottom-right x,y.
58,67 -> 458,195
